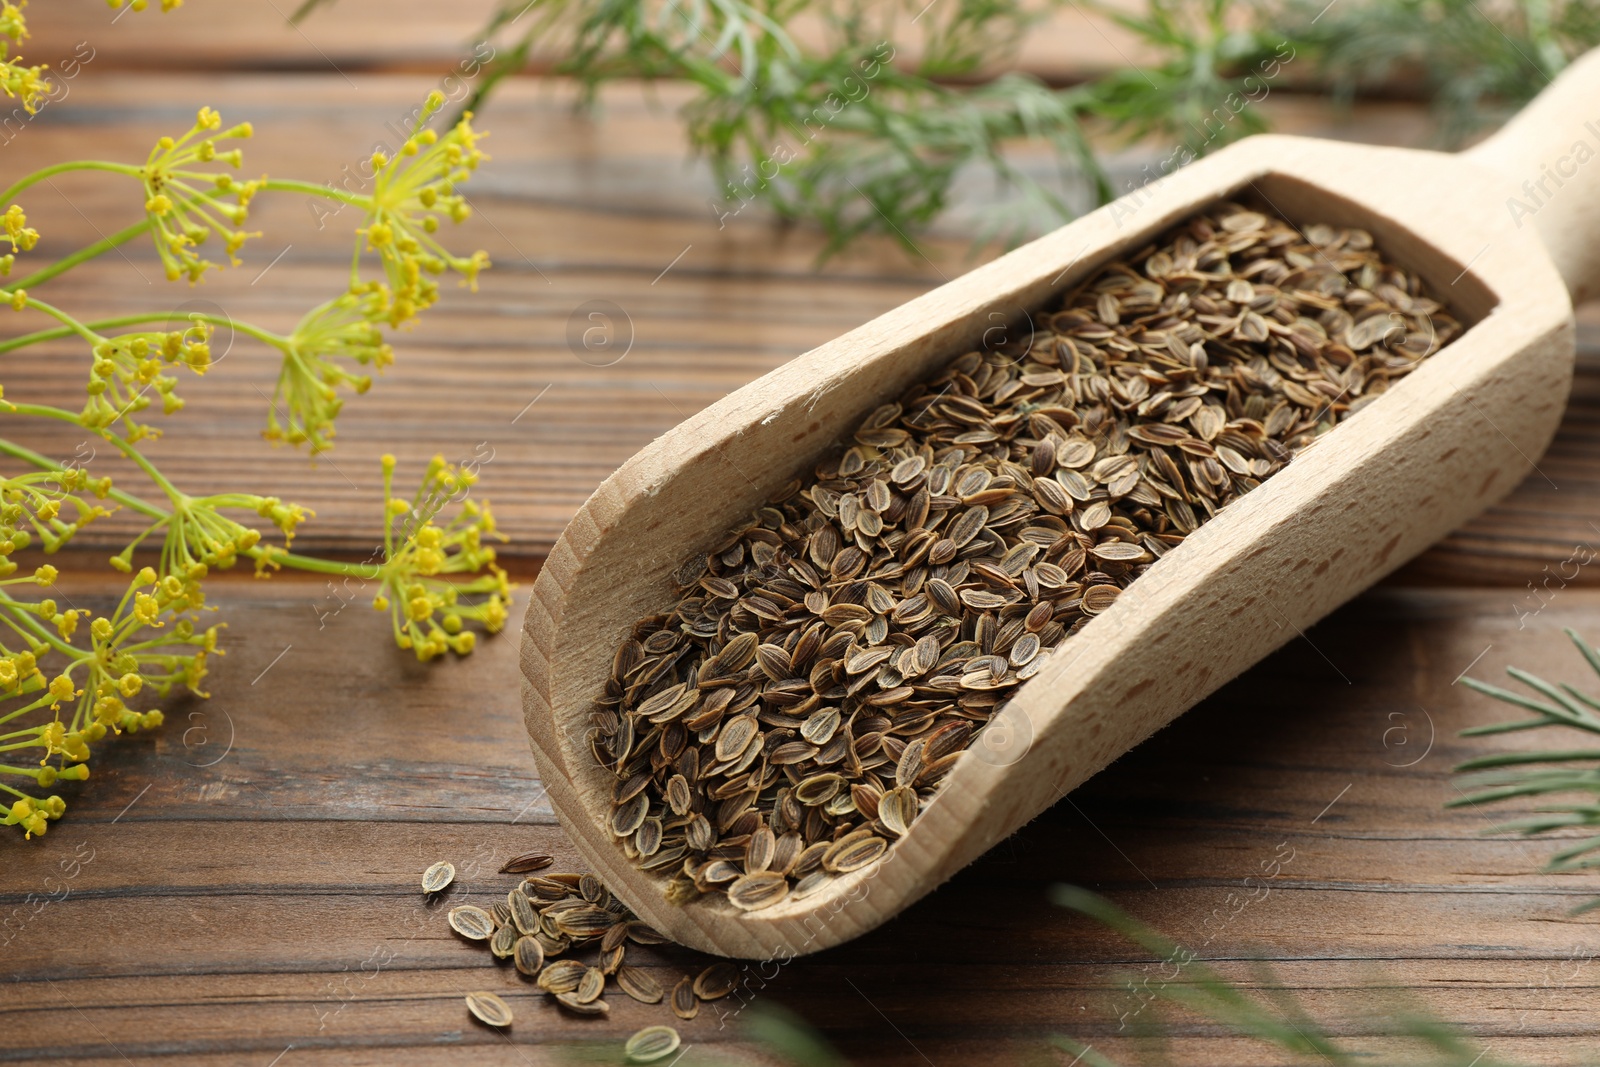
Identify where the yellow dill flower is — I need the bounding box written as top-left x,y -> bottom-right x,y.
353,93 -> 491,326
3,204 -> 38,252
267,291 -> 394,453
0,3 -> 50,116
105,0 -> 184,14
79,321 -> 212,440
138,107 -> 261,283
373,456 -> 512,661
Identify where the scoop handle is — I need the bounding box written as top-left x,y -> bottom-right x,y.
1461,47 -> 1600,303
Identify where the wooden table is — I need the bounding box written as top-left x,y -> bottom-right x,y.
5,4 -> 1599,1064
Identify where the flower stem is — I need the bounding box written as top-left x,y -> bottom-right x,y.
0,160 -> 140,206
0,311 -> 288,354
4,216 -> 155,292
0,436 -> 165,519
258,178 -> 370,209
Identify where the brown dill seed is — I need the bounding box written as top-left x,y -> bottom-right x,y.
421,861 -> 455,894
626,1025 -> 682,1063
508,888 -> 540,936
617,965 -> 665,1004
670,976 -> 699,1020
576,966 -> 607,1004
555,992 -> 610,1016
465,991 -> 513,1028
490,922 -> 518,960
537,959 -> 587,994
447,905 -> 495,942
591,201 -> 1458,906
499,851 -> 555,874
692,961 -> 739,1000
513,934 -> 545,976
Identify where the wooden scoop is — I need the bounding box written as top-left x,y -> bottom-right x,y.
521,49 -> 1600,958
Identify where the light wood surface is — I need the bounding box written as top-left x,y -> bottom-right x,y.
520,53 -> 1600,957
4,6 -> 1600,1064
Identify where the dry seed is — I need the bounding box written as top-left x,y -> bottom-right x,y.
555,992 -> 610,1016
727,869 -> 790,911
617,965 -> 665,1004
878,786 -> 919,837
693,962 -> 739,1000
448,906 -> 495,942
626,1025 -> 682,1063
670,976 -> 699,1020
490,921 -> 518,960
538,959 -> 588,994
421,861 -> 455,894
510,934 -> 543,976
465,991 -> 513,1028
499,852 -> 554,874
575,966 -> 606,1004
509,889 -> 540,936
600,201 -> 1457,906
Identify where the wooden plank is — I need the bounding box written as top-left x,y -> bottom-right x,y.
4,574 -> 1600,1063
21,0 -> 1162,84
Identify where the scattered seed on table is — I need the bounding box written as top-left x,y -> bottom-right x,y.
421,861 -> 455,894
616,965 -> 664,1004
448,905 -> 494,941
513,935 -> 545,976
693,961 -> 738,1000
555,992 -> 609,1015
500,851 -> 554,874
465,991 -> 513,1028
670,976 -> 698,1020
626,1025 -> 682,1063
490,922 -> 517,960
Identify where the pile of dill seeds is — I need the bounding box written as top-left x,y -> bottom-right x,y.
592,201 -> 1460,911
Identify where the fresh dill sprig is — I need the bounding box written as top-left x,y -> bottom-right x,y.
1276,0 -> 1600,146
1453,628 -> 1600,913
299,0 -> 1288,254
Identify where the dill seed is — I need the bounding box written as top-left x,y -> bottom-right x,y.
591,200 -> 1457,906
626,1025 -> 682,1063
670,976 -> 699,1020
447,905 -> 495,942
464,991 -> 513,1028
513,934 -> 545,976
421,861 -> 455,894
499,851 -> 555,874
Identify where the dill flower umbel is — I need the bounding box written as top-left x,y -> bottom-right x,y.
139,107 -> 261,283
269,291 -> 394,454
80,322 -> 212,439
0,568 -> 217,837
354,91 -> 491,326
374,454 -> 510,661
0,2 -> 49,116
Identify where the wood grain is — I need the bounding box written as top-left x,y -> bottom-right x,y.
7,575 -> 1600,1064
4,5 -> 1600,1063
21,0 -> 1164,85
